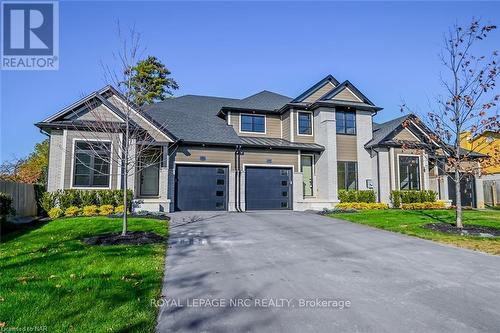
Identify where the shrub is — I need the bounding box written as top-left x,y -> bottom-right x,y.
82,205 -> 98,216
49,189 -> 134,211
99,205 -> 114,216
338,190 -> 376,203
56,189 -> 81,210
65,206 -> 80,217
114,205 -> 125,214
39,192 -> 56,214
390,191 -> 401,208
390,190 -> 437,207
336,202 -> 389,210
401,201 -> 446,210
80,190 -> 98,206
0,192 -> 14,216
48,207 -> 63,219
98,191 -> 115,206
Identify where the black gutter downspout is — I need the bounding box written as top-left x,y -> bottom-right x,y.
234,145 -> 242,212
373,148 -> 381,202
237,145 -> 243,212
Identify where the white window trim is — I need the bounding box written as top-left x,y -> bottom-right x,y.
239,113 -> 267,134
396,153 -> 422,191
296,111 -> 314,137
243,163 -> 295,173
70,138 -> 113,190
300,154 -> 315,197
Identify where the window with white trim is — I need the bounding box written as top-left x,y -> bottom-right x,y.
298,112 -> 312,135
73,141 -> 111,187
241,114 -> 265,133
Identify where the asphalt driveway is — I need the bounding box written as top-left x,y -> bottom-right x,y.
157,211 -> 500,333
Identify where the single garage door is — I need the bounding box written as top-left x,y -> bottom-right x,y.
175,165 -> 228,211
245,167 -> 293,210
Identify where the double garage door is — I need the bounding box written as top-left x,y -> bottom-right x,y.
175,165 -> 292,211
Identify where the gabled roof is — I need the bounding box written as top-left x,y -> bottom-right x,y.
291,75 -> 340,103
365,114 -> 413,148
36,85 -> 176,142
319,80 -> 375,105
225,90 -> 292,112
143,95 -> 242,145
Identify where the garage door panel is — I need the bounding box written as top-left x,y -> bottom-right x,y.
246,167 -> 292,210
175,165 -> 228,211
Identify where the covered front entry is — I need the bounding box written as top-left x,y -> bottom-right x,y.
245,166 -> 293,210
175,164 -> 229,211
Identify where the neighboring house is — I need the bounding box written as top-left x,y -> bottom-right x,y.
461,131 -> 500,206
35,74 -> 486,212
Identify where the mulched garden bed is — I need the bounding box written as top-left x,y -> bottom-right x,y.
83,231 -> 166,246
423,223 -> 500,237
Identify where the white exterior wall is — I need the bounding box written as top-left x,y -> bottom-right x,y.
314,107 -> 338,203
47,129 -> 64,192
376,148 -> 392,204
356,111 -> 373,190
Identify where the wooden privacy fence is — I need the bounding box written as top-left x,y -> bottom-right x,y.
0,181 -> 38,217
483,180 -> 500,206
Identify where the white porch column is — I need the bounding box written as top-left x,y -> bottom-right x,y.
422,153 -> 430,190
356,111 -> 373,190
314,107 -> 338,202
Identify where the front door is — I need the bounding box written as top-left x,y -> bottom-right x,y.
301,155 -> 313,196
139,150 -> 160,197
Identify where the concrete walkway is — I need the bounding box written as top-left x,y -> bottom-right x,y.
157,211 -> 500,333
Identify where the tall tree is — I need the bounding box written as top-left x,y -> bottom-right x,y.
125,55 -> 179,106
421,20 -> 499,228
0,139 -> 49,184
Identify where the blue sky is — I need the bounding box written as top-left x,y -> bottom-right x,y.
1,1 -> 499,162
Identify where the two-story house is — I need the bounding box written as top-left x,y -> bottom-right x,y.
35,74 -> 485,211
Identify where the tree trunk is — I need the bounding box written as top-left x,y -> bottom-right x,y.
454,169 -> 463,228
122,173 -> 128,236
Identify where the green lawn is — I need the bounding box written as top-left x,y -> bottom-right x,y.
329,209 -> 500,255
0,217 -> 168,332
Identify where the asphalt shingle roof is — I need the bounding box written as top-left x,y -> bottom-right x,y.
365,114 -> 412,148
142,95 -> 242,144
226,90 -> 292,111
142,91 -> 292,145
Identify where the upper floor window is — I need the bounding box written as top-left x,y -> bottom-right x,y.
399,156 -> 420,190
336,110 -> 356,135
73,141 -> 111,187
298,112 -> 313,135
338,161 -> 358,190
240,114 -> 265,133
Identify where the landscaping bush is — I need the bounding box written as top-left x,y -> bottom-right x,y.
390,190 -> 437,207
56,189 -> 80,210
0,192 -> 14,216
401,201 -> 446,210
338,190 -> 376,203
82,205 -> 98,216
39,192 -> 56,214
99,205 -> 114,216
65,206 -> 80,217
80,190 -> 98,206
336,202 -> 389,210
48,207 -> 63,219
45,189 -> 133,211
114,205 -> 125,214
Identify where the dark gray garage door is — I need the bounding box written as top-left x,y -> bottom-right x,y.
175,165 -> 228,211
246,167 -> 293,210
